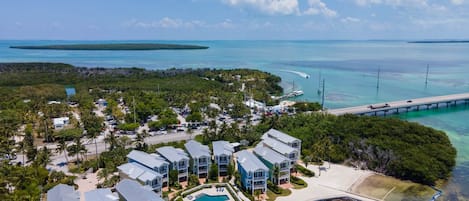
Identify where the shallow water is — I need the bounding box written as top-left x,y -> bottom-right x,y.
1,40 -> 468,198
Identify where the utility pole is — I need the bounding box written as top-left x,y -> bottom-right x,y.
376,67 -> 381,89
133,96 -> 137,124
321,79 -> 325,109
425,64 -> 429,87
318,71 -> 322,95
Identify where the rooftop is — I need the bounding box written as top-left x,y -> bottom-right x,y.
156,146 -> 189,162
236,150 -> 268,172
254,144 -> 291,165
116,179 -> 163,201
65,87 -> 76,96
127,150 -> 168,169
53,117 -> 69,125
84,188 -> 118,201
47,184 -> 80,201
213,141 -> 235,156
117,162 -> 162,182
261,137 -> 297,155
262,128 -> 300,144
184,140 -> 211,158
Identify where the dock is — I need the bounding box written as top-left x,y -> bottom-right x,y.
272,90 -> 304,100
328,93 -> 469,116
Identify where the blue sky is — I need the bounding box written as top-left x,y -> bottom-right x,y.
1,0 -> 468,40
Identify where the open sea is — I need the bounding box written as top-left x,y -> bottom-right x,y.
1,40 -> 468,200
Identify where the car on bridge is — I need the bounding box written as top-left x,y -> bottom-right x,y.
368,103 -> 390,109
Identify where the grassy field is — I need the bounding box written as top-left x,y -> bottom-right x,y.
266,189 -> 292,201
352,174 -> 436,201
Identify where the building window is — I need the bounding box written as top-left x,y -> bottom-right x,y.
254,171 -> 264,178
178,161 -> 185,167
292,142 -> 298,148
280,163 -> 287,169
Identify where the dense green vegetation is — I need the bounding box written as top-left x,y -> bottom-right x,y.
0,62 -> 281,199
10,43 -> 209,50
266,113 -> 456,185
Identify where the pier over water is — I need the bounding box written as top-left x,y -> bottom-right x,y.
328,93 -> 469,116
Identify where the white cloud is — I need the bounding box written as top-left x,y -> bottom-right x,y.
125,17 -> 207,29
341,17 -> 361,23
355,0 -> 382,6
303,0 -> 337,17
355,0 -> 429,7
223,0 -> 299,15
124,17 -> 238,29
451,0 -> 464,5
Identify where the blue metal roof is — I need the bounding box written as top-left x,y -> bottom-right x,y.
262,129 -> 300,144
84,188 -> 118,201
261,137 -> 297,155
47,184 -> 80,201
254,144 -> 291,165
116,179 -> 163,201
213,141 -> 234,157
184,140 -> 211,159
127,150 -> 168,169
65,87 -> 76,97
156,146 -> 189,163
117,162 -> 162,183
236,150 -> 268,172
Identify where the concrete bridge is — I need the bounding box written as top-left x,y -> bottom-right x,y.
328,93 -> 469,116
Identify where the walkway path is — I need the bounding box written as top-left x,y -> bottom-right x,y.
277,163 -> 376,201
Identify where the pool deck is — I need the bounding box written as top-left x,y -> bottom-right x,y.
184,186 -> 235,201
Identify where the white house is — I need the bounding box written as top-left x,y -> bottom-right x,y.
53,117 -> 70,129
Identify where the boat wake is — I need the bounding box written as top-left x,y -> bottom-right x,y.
280,70 -> 310,79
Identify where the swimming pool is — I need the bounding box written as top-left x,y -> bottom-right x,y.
194,194 -> 230,201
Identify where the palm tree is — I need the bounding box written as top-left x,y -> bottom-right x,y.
104,131 -> 118,151
56,138 -> 68,164
272,165 -> 280,185
201,128 -> 210,144
35,147 -> 52,167
97,168 -> 111,186
302,155 -> 312,168
67,136 -> 86,168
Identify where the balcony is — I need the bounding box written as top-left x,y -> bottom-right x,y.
253,176 -> 265,180
253,184 -> 265,189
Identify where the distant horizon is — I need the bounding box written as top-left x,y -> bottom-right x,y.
2,1 -> 468,40
2,38 -> 469,42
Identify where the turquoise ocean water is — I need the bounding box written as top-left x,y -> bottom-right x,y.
1,40 -> 468,199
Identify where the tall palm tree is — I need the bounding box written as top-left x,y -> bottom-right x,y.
36,147 -> 52,167
104,131 -> 118,151
272,165 -> 280,185
67,136 -> 86,168
56,138 -> 68,164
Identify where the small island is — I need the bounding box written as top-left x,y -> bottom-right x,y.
10,43 -> 209,50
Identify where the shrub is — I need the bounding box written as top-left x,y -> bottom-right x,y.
295,164 -> 314,177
